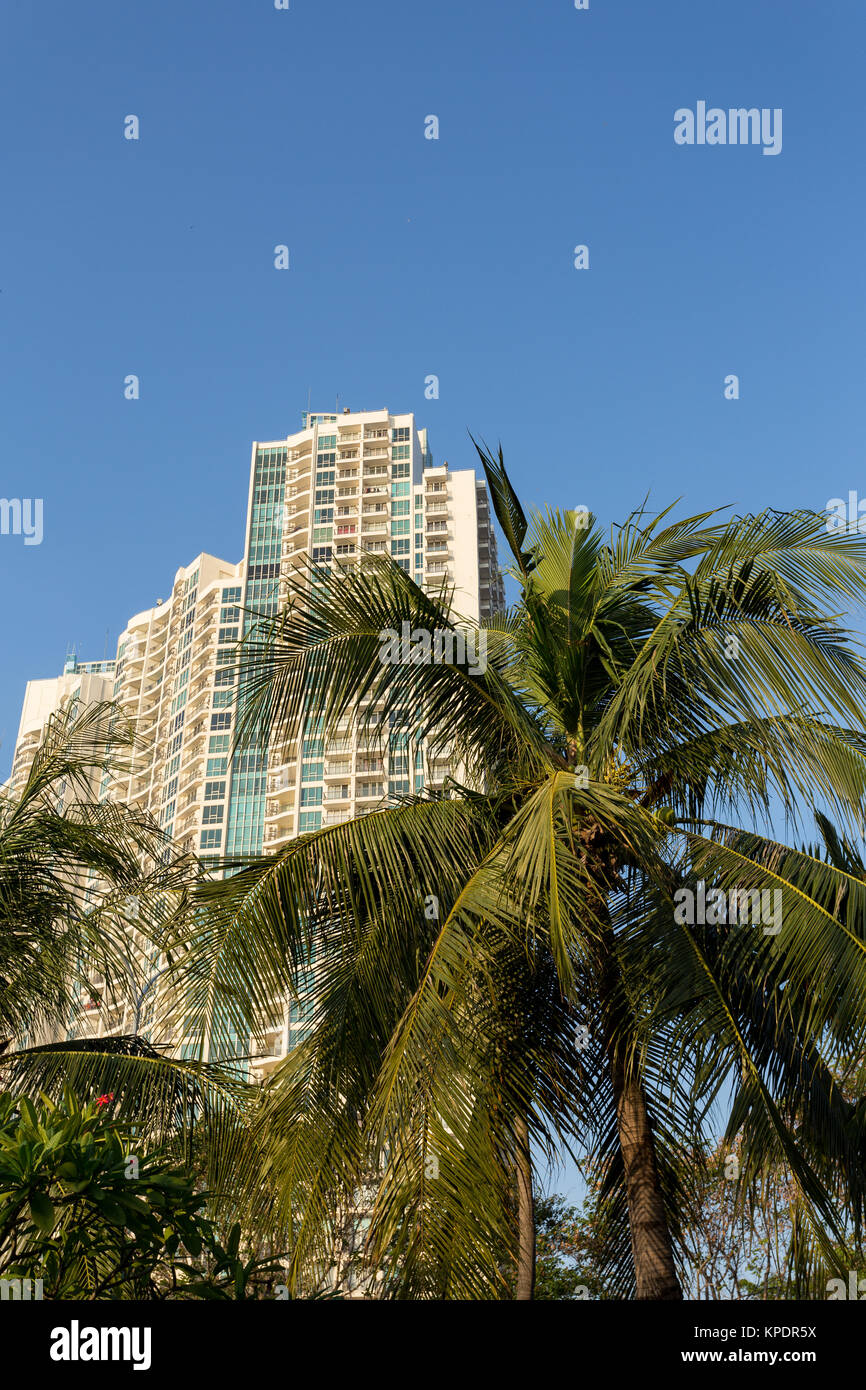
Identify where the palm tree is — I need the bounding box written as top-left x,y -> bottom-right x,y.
174,447 -> 866,1298
0,701 -> 255,1200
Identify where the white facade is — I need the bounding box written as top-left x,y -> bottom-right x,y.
7,408 -> 504,1065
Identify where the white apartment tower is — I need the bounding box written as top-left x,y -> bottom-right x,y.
6,409 -> 504,1064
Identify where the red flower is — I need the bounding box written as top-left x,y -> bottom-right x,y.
95,1093 -> 115,1109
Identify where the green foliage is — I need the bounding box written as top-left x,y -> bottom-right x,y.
533,1193 -> 608,1300
171,465 -> 866,1297
0,701 -> 197,1048
0,1088 -> 216,1299
175,1222 -> 288,1300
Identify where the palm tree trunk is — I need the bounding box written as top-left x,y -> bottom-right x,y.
594,898 -> 682,1300
608,1052 -> 682,1299
514,1113 -> 535,1300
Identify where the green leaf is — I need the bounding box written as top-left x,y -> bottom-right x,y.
28,1191 -> 55,1233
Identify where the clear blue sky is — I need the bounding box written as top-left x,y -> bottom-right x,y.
2,0 -> 864,783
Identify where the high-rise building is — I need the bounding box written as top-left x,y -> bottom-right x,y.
8,661 -> 116,800
6,409 -> 504,1066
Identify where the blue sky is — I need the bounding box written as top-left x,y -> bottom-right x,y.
1,0 -> 864,784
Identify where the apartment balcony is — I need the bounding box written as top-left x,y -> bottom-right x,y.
323,785 -> 351,804
180,763 -> 205,793
355,767 -> 383,789
184,693 -> 210,720
252,1026 -> 287,1063
265,800 -> 295,821
337,468 -> 358,482
323,808 -> 352,827
283,537 -> 307,557
265,824 -> 293,845
329,739 -> 353,754
355,783 -> 385,801
191,646 -> 215,672
324,761 -> 352,779
268,768 -> 296,794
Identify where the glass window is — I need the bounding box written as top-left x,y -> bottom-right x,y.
201,829 -> 222,850
205,780 -> 227,801
211,712 -> 232,730
202,804 -> 224,824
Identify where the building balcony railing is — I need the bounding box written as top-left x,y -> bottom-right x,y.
324,762 -> 352,778
356,783 -> 385,800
